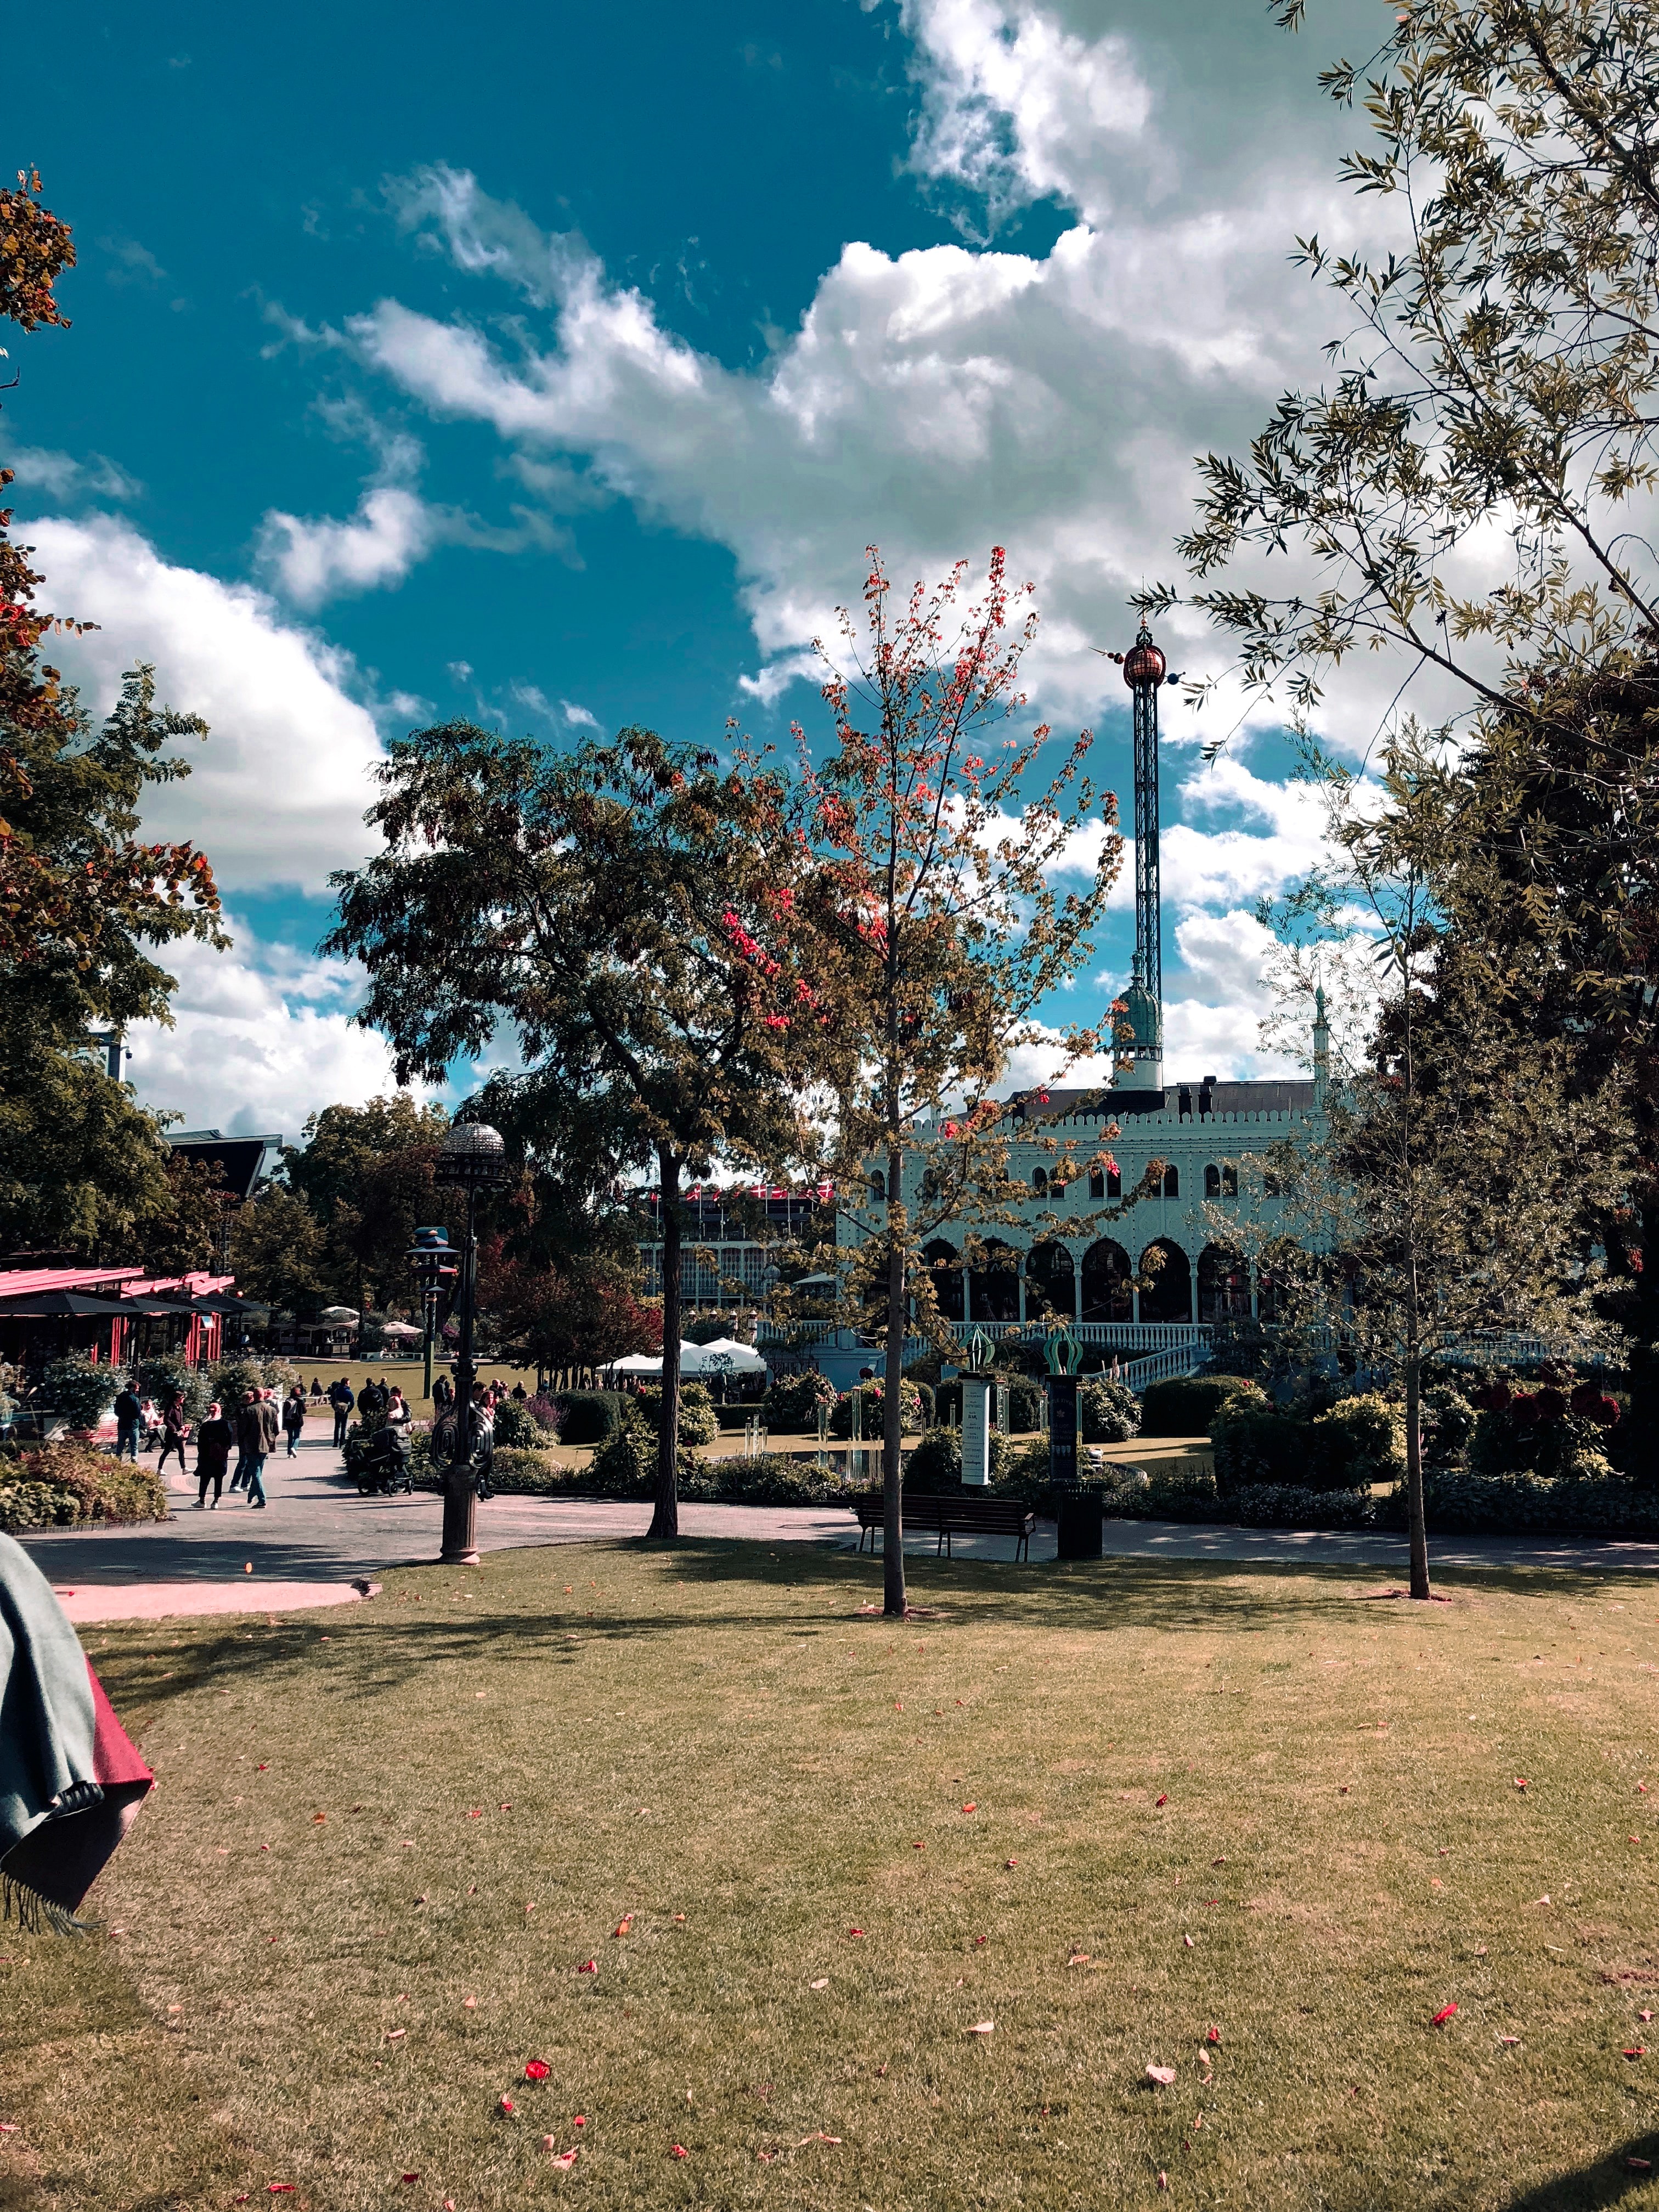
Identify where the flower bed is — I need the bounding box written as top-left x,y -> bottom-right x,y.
0,1443 -> 170,1533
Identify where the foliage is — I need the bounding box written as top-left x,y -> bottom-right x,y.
1309,1392 -> 1406,1488
1468,1393 -> 1619,1482
482,1249 -> 659,1375
1377,1469 -> 1659,1541
1140,1374 -> 1258,1437
133,1354 -> 210,1423
276,1094 -> 455,1318
588,1415 -> 696,1501
207,1355 -> 298,1407
43,1353 -> 121,1431
936,1374 -> 1039,1431
795,545 -> 1127,1615
488,1400 -> 541,1450
1210,1391 -> 1403,1494
904,1425 -> 1013,1487
0,1442 -> 167,1532
761,1369 -> 839,1430
327,723 -> 817,1542
524,1391 -> 563,1435
226,1183 -> 332,1316
829,1377 -> 928,1439
1079,1374 -> 1141,1442
553,1390 -> 633,1447
634,1381 -> 719,1446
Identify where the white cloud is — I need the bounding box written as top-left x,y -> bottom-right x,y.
24,514 -> 385,893
0,444 -> 140,503
125,925 -> 416,1141
257,483 -> 439,606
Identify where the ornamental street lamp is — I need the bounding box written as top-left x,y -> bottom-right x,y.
431,1120 -> 510,1565
406,1226 -> 458,1406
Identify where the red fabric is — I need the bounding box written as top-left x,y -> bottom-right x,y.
88,1663 -> 153,1791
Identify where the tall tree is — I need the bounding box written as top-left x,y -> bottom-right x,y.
281,1095 -> 455,1316
0,174 -> 223,1257
325,723 -> 812,1537
796,547 -> 1122,1617
1172,0 -> 1659,1459
1236,752 -> 1627,1598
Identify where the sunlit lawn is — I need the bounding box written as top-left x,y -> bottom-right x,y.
5,1542 -> 1659,2211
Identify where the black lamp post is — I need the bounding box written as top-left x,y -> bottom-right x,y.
431,1120 -> 509,1565
406,1226 -> 457,1406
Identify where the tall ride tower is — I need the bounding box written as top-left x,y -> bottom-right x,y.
1110,622 -> 1173,1089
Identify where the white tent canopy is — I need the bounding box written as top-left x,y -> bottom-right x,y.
601,1338 -> 769,1379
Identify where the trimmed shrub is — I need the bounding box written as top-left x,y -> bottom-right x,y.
682,1454 -> 858,1508
830,1378 -> 928,1438
761,1370 -> 839,1430
525,1392 -> 565,1436
1308,1393 -> 1405,1488
1080,1375 -> 1139,1443
134,1355 -> 211,1421
490,1400 -> 541,1449
1377,1469 -> 1659,1538
1140,1374 -> 1260,1437
208,1356 -> 298,1409
554,1390 -> 633,1446
903,1426 -> 1013,1488
1210,1401 -> 1305,1489
635,1383 -> 719,1447
43,1355 -> 122,1432
487,1446 -> 567,1496
0,1443 -> 168,1532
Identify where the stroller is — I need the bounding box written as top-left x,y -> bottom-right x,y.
343,1423 -> 414,1497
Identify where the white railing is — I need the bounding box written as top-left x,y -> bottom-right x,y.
1121,1342 -> 1209,1390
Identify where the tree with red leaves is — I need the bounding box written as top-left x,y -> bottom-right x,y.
797,548 -> 1123,1617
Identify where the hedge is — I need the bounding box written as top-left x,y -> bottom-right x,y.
1375,1470 -> 1659,1539
830,1379 -> 931,1438
1139,1374 -> 1259,1436
552,1391 -> 633,1446
762,1372 -> 839,1430
0,1443 -> 170,1533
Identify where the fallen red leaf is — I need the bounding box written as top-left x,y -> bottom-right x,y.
912,1840 -> 925,1850
974,1934 -> 988,1945
525,2059 -> 551,2081
256,1764 -> 269,1772
1158,2174 -> 1168,2192
1005,1858 -> 1018,1869
1207,2026 -> 1221,2044
551,2149 -> 579,2170
1155,1794 -> 1168,1808
467,1809 -> 483,1820
1624,2047 -> 1647,2059
672,2144 -> 688,2158
578,1961 -> 597,1974
499,2096 -> 516,2114
573,2116 -> 586,2127
399,2175 -> 420,2185
1431,2004 -> 1458,2026
1514,1778 -> 1529,1790
849,1928 -> 865,1938
1628,2157 -> 1653,2172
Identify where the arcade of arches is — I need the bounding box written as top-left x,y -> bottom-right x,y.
917,1237 -> 1262,1324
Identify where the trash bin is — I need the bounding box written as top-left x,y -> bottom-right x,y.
1056,1489 -> 1104,1560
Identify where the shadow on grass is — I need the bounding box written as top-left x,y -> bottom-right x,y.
1499,2133 -> 1659,2209
89,1537 -> 1629,1724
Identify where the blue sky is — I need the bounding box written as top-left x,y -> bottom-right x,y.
10,0 -> 1386,1138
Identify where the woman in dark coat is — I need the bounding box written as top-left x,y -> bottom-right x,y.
156,1392 -> 190,1476
194,1401 -> 233,1508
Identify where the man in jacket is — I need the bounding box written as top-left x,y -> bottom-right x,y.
329,1378 -> 354,1448
111,1384 -> 142,1461
235,1388 -> 278,1509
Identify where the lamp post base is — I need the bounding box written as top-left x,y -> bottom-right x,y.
440,1484 -> 478,1566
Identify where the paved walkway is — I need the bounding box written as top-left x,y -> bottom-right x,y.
17,1435 -> 1659,1605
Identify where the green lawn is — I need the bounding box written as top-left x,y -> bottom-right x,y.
6,1544 -> 1659,2210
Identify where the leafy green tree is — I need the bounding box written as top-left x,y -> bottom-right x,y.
1173,0 -> 1659,1466
280,1095 -> 454,1314
1227,758 -> 1627,1598
0,174 -> 223,1256
227,1184 -> 333,1316
325,723 -> 813,1537
795,547 -> 1124,1616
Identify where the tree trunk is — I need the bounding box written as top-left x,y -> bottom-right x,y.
882,1147 -> 907,1618
1404,1316 -> 1431,1601
648,1148 -> 682,1541
1628,1187 -> 1659,1488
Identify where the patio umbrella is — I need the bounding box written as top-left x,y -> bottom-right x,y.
318,1306 -> 359,1323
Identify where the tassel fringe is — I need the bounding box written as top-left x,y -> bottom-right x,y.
1,1871 -> 87,1936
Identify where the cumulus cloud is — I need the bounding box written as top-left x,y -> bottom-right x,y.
22,514 -> 385,892
0,444 -> 140,503
125,924 -> 414,1140
257,483 -> 439,606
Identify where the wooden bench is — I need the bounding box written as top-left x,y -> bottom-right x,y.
853,1491 -> 1036,1561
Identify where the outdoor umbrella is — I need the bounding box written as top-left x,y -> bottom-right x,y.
0,1291 -> 142,1318
318,1306 -> 359,1323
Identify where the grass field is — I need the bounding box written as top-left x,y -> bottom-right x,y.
5,1543 -> 1659,2210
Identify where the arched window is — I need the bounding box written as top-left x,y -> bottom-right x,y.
870,1170 -> 887,1201
1108,1164 -> 1121,1199
1026,1240 -> 1075,1321
969,1239 -> 1020,1323
1081,1239 -> 1133,1323
1204,1164 -> 1221,1199
1163,1164 -> 1180,1199
1222,1163 -> 1238,1198
1051,1176 -> 1066,1204
1031,1166 -> 1047,1195
1198,1243 -> 1250,1322
1138,1238 -> 1192,1324
1088,1168 -> 1104,1200
923,1238 -> 963,1324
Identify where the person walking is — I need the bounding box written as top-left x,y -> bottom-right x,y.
112,1382 -> 142,1461
194,1400 -> 233,1508
236,1387 -> 278,1508
281,1386 -> 306,1457
156,1391 -> 190,1476
329,1377 -> 355,1447
432,1373 -> 452,1414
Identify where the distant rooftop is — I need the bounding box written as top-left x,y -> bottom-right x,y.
1008,1077 -> 1316,1120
